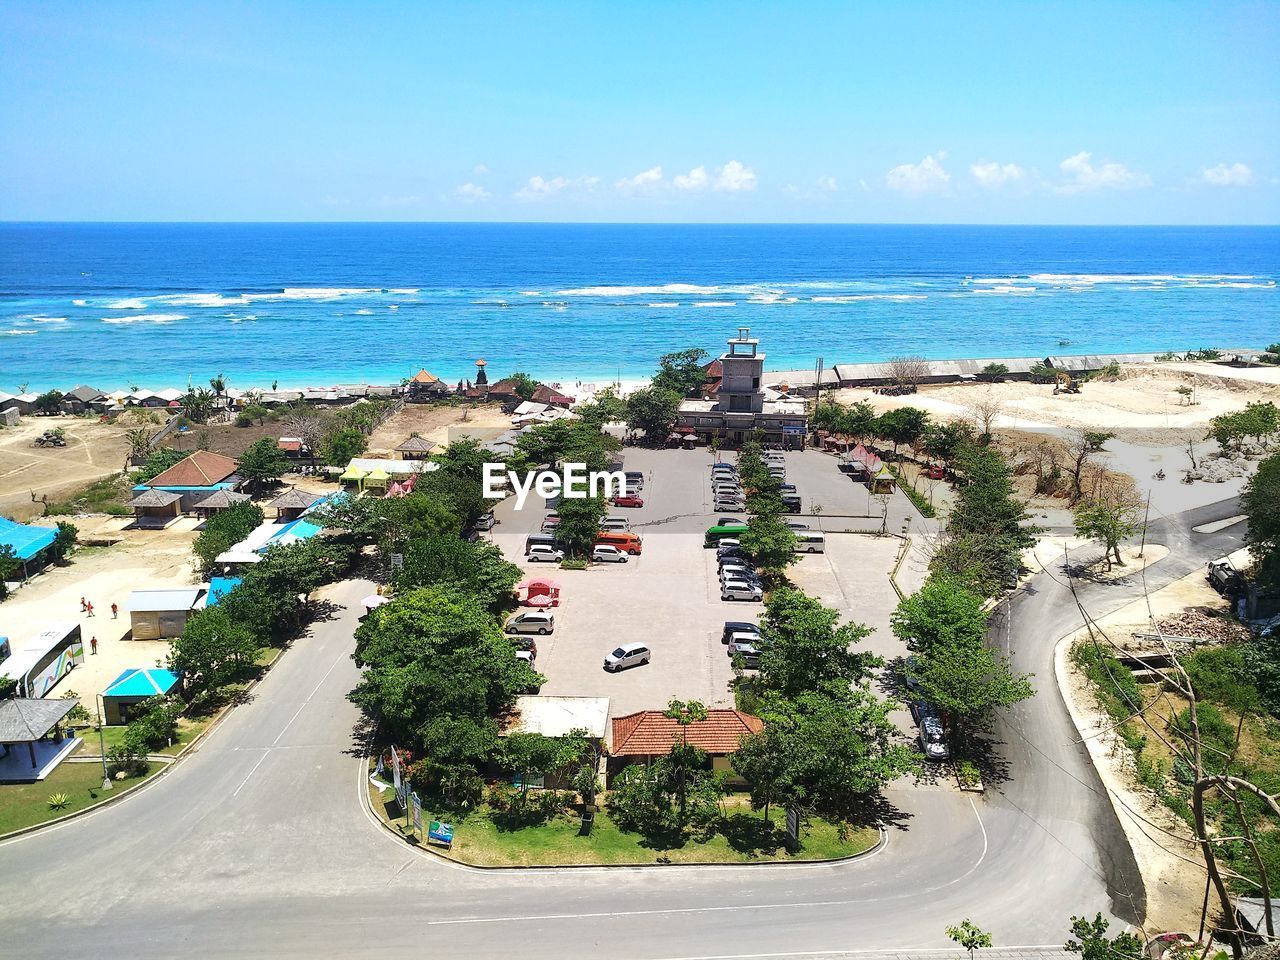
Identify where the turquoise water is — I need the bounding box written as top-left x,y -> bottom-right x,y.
1,223 -> 1276,391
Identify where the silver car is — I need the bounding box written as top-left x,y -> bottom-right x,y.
604,642 -> 651,672
721,579 -> 763,601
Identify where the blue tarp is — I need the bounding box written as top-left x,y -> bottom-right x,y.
102,668 -> 181,699
0,516 -> 57,562
207,576 -> 242,606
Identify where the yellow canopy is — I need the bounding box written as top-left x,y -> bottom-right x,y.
340,466 -> 368,481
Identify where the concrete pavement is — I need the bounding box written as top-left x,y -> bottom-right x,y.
0,492 -> 1248,960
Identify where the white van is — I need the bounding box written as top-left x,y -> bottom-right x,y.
794,531 -> 826,553
505,610 -> 555,635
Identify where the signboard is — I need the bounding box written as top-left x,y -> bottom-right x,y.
782,424 -> 806,435
428,820 -> 454,847
390,746 -> 403,804
410,792 -> 423,834
785,807 -> 800,851
390,553 -> 404,572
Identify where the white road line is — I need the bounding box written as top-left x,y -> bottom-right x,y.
271,646 -> 349,747
230,750 -> 270,797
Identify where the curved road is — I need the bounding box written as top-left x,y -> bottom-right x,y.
0,497 -> 1246,960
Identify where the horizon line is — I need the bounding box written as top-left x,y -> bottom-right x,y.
1,219 -> 1278,229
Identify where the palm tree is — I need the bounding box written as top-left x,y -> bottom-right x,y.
209,373 -> 227,408
182,387 -> 216,424
124,427 -> 152,468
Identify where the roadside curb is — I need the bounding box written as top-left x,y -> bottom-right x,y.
360,756 -> 888,872
0,645 -> 286,844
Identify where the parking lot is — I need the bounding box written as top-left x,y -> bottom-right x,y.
489,445 -> 916,718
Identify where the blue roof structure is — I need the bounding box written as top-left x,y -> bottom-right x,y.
207,576 -> 242,606
102,668 -> 181,699
270,518 -> 325,544
0,516 -> 58,562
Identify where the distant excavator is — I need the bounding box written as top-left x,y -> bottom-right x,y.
1053,370 -> 1081,395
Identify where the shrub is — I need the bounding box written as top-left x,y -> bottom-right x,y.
107,744 -> 150,779
47,792 -> 70,810
1182,646 -> 1260,715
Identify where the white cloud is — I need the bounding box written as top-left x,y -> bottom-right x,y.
886,154 -> 951,194
970,161 -> 1024,187
714,160 -> 758,192
1056,152 -> 1151,193
784,176 -> 839,199
815,175 -> 839,193
472,164 -> 490,176
616,166 -> 663,192
1201,162 -> 1254,187
674,165 -> 709,191
453,182 -> 490,202
513,175 -> 600,202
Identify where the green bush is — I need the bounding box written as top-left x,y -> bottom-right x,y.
1183,646 -> 1261,715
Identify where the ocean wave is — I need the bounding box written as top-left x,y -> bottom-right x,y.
4,329 -> 37,336
645,302 -> 681,308
810,294 -> 927,303
355,308 -> 374,315
106,297 -> 148,309
31,316 -> 68,323
972,285 -> 1036,295
72,299 -> 87,306
554,283 -> 776,297
101,313 -> 186,325
693,301 -> 736,308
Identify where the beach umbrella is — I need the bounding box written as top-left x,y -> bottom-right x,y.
361,595 -> 389,610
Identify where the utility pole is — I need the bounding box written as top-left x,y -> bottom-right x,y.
96,694 -> 112,790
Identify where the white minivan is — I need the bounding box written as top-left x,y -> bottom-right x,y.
604,642 -> 651,672
505,610 -> 555,635
794,531 -> 826,553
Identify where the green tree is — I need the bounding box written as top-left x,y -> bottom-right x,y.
891,577 -> 989,656
946,920 -> 993,960
0,543 -> 21,599
181,387 -> 217,424
132,447 -> 187,483
376,491 -> 463,547
1242,449 -> 1280,588
730,724 -> 789,819
236,437 -> 288,493
664,698 -> 709,824
501,731 -> 587,797
1072,484 -> 1143,569
756,587 -> 881,701
220,538 -> 352,641
169,606 -> 258,693
555,495 -> 606,557
575,387 -> 627,429
34,390 -> 64,415
123,696 -> 183,752
1064,913 -> 1143,960
625,386 -> 682,442
874,407 -> 930,456
978,363 -> 1009,382
48,521 -> 78,563
739,512 -> 798,574
124,427 -> 152,465
350,586 -> 541,750
651,347 -> 709,397
209,372 -> 227,403
321,428 -> 367,467
396,535 -> 521,612
505,371 -> 539,401
192,501 -> 265,576
909,638 -> 1034,742
922,421 -> 976,466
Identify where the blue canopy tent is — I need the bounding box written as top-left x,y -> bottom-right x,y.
0,516 -> 58,579
101,668 -> 181,725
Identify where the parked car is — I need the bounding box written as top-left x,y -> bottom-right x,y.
719,557 -> 757,575
524,533 -> 560,555
505,610 -> 555,635
721,620 -> 761,644
901,655 -> 921,695
473,512 -> 497,531
612,494 -> 644,508
785,520 -> 809,531
717,546 -> 749,562
511,635 -> 538,654
925,464 -> 946,480
515,649 -> 536,666
624,471 -> 645,488
727,640 -> 762,668
714,499 -> 746,512
721,580 -> 764,602
781,495 -> 802,513
600,516 -> 631,532
914,703 -> 951,761
527,544 -> 565,563
721,568 -> 761,586
717,516 -> 744,526
604,642 -> 651,672
793,531 -> 826,553
714,537 -> 742,552
1206,559 -> 1244,597
596,531 -> 643,555
541,516 -> 561,532
591,543 -> 629,563
779,483 -> 798,494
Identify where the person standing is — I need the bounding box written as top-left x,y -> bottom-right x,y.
90,636 -> 98,655
80,596 -> 87,612
111,602 -> 118,619
86,601 -> 95,618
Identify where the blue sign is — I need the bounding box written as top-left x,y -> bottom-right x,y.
428,820 -> 454,846
782,424 -> 806,434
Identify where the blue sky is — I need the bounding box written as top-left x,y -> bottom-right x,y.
1,1 -> 1277,224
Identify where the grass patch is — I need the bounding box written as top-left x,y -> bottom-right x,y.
0,753 -> 159,835
370,782 -> 877,866
886,465 -> 938,518
44,474 -> 132,516
77,709 -> 220,758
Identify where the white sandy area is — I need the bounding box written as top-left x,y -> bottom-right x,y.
2,516 -> 201,700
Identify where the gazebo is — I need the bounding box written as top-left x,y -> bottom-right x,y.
516,578 -> 561,608
193,488 -> 251,518
363,467 -> 390,494
125,488 -> 183,528
396,435 -> 436,460
0,697 -> 81,782
269,487 -> 319,522
340,465 -> 368,491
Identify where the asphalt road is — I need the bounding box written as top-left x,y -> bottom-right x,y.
0,496 -> 1247,960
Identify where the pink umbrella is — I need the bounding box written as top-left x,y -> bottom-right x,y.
361,595 -> 390,610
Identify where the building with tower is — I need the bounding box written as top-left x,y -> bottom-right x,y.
675,327 -> 808,447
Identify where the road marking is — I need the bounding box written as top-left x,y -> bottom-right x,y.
271,645 -> 349,746
231,750 -> 270,797
1191,514 -> 1245,534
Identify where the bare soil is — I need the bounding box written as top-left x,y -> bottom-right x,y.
364,402 -> 511,457
0,415 -> 136,522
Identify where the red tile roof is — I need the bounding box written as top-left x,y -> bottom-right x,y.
146,451 -> 239,488
531,384 -> 573,407
409,369 -> 440,384
611,709 -> 763,757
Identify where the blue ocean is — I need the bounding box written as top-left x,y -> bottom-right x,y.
1,223 -> 1276,392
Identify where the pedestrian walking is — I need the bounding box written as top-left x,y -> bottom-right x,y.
111,602 -> 118,619
90,636 -> 98,655
86,601 -> 95,617
80,596 -> 87,612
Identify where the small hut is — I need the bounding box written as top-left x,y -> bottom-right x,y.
340,465 -> 368,491
193,488 -> 251,518
125,489 -> 183,529
0,697 -> 81,782
396,435 -> 436,461
269,487 -> 319,522
363,467 -> 390,495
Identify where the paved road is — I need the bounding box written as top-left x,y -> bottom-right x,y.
0,498 -> 1247,960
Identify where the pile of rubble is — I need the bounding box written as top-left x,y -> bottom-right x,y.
1155,609 -> 1250,644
